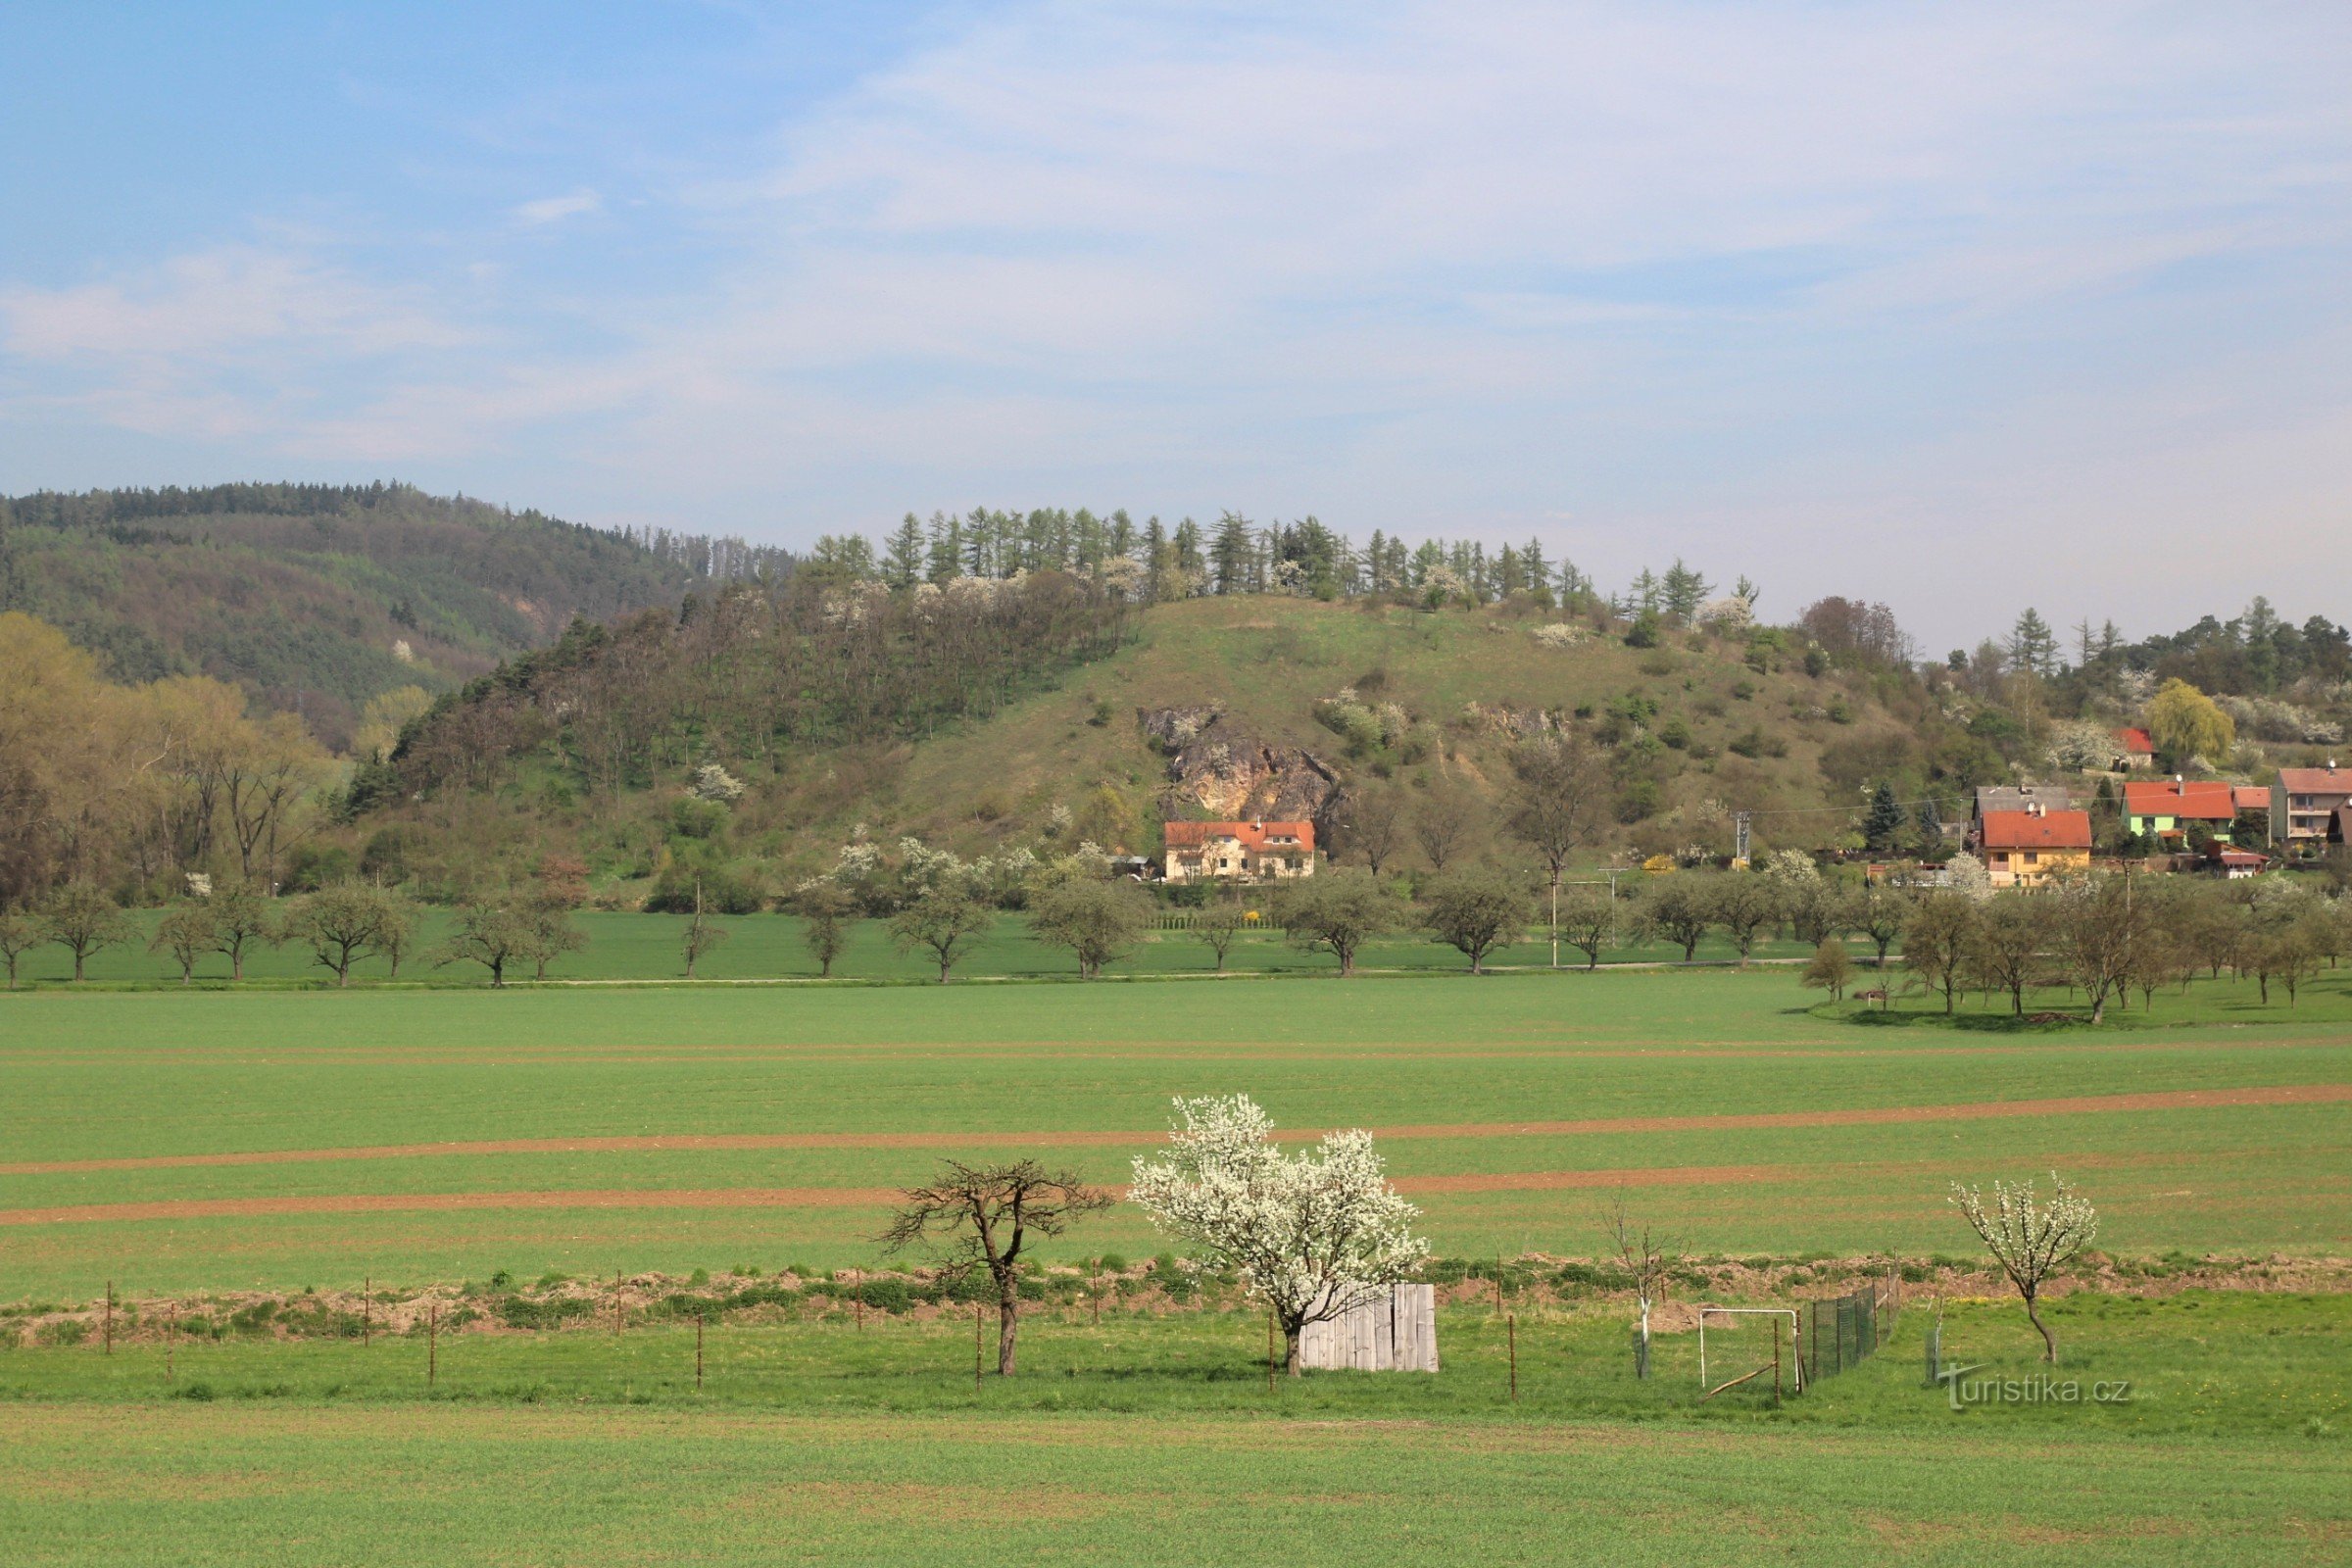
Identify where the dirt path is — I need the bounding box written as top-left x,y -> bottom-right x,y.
6,1082 -> 2341,1178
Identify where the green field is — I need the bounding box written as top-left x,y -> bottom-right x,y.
5,967 -> 2348,1563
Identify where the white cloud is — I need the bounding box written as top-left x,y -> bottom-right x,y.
3,0 -> 2348,649
0,246 -> 465,361
514,188 -> 604,225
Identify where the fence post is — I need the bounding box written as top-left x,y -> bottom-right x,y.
974,1302 -> 983,1389
363,1275 -> 371,1347
613,1271 -> 623,1337
1773,1324 -> 1782,1407
696,1312 -> 705,1392
1266,1310 -> 1275,1392
104,1281 -> 113,1355
427,1300 -> 438,1389
167,1302 -> 176,1384
1508,1313 -> 1518,1403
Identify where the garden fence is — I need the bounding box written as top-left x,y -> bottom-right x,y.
1793,1267 -> 1900,1387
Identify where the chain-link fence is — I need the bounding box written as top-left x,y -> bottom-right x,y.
1794,1268 -> 1900,1386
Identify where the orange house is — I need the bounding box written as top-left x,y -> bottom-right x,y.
1162,820 -> 1317,884
1977,808 -> 2092,888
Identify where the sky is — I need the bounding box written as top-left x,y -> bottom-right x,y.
2,1 -> 2348,653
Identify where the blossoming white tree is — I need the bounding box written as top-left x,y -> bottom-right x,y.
1950,1171 -> 2099,1363
1129,1094 -> 1428,1376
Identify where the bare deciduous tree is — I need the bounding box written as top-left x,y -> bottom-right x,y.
681,877 -> 731,979
1901,892 -> 1977,1014
1193,903 -> 1248,971
1603,1194 -> 1680,1380
1965,896 -> 2051,1015
1411,785 -> 1475,871
1341,788 -> 1406,876
881,1159 -> 1110,1376
1502,736 -> 1610,963
0,911 -> 45,989
41,884 -> 134,983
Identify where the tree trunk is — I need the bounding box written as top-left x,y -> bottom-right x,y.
997,1283 -> 1020,1375
939,959 -> 952,983
2023,1288 -> 2058,1363
1284,1318 -> 1303,1376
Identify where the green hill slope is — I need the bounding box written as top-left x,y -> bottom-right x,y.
360,593 -> 1965,904
0,482 -> 787,746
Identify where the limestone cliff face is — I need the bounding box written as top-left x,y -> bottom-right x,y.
1140,707 -> 1342,825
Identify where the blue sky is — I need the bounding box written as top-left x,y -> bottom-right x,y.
3,1 -> 2348,651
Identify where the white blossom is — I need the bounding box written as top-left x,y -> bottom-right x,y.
1130,1094 -> 1428,1374
690,761 -> 746,802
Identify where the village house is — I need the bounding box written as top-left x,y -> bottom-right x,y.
2111,727 -> 2156,769
1162,820 -> 1317,884
1975,805 -> 2092,888
2123,778 -> 2238,845
2272,764 -> 2352,849
1974,783 -> 2080,818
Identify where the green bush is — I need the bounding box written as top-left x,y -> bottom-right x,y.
496,1295 -> 595,1330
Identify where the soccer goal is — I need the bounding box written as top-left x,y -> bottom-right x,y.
1694,1306 -> 1800,1402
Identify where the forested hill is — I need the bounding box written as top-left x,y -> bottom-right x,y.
0,482 -> 794,747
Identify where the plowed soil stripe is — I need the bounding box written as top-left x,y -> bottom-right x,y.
6,1083 -> 2341,1177
0,1138 -> 2318,1228
0,1169 -> 1780,1227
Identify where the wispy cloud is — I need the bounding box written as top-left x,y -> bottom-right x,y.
2,1 -> 2348,644
514,188 -> 604,225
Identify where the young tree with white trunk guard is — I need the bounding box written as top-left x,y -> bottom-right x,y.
1129,1094 -> 1427,1375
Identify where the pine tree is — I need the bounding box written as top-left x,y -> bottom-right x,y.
884,514 -> 924,589
925,510 -> 962,583
1210,513 -> 1253,595
2008,608 -> 2058,678
1660,559 -> 1710,624
1864,782 -> 1905,851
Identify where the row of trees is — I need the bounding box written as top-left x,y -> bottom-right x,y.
1873,871 -> 2347,1022
0,881 -> 590,989
822,505 -> 1749,623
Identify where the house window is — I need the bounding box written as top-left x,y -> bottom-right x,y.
2024,853 -> 2038,865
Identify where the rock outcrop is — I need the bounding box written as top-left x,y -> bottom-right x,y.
1140,707 -> 1342,825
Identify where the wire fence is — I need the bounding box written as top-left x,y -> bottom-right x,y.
1794,1267 -> 1901,1387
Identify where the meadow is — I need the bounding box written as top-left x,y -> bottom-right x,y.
4,965 -> 2347,1563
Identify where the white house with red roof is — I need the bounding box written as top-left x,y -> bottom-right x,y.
1162,820 -> 1317,883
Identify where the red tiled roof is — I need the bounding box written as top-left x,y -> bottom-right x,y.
1978,809 -> 2092,850
2123,780 -> 2236,820
2277,766 -> 2352,795
2114,727 -> 2155,754
2232,786 -> 2271,811
1163,820 -> 1316,854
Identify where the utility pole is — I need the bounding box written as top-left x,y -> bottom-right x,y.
1733,811 -> 1752,868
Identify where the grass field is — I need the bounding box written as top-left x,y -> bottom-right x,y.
5,965 -> 2347,1563
5,968 -> 2350,1296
